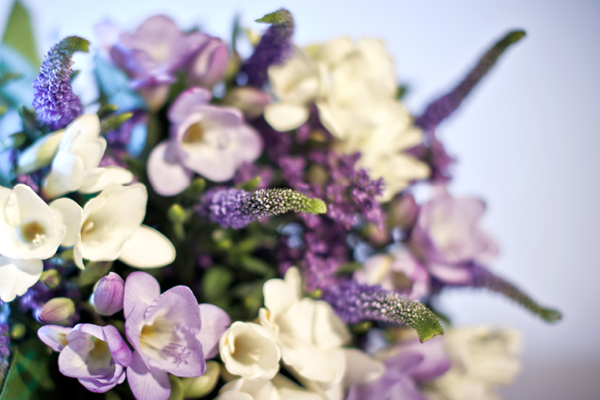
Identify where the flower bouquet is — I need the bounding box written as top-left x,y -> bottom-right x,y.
0,2 -> 561,399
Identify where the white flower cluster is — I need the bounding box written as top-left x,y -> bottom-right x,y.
217,267 -> 384,400
265,38 -> 430,201
0,114 -> 175,302
423,326 -> 522,400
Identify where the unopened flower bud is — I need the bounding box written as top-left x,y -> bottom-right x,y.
187,37 -> 229,89
92,272 -> 124,316
39,297 -> 75,324
40,269 -> 61,289
222,87 -> 270,119
181,361 -> 220,398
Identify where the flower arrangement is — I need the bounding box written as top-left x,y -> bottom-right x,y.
0,2 -> 561,400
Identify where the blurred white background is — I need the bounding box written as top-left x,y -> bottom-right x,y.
1,0 -> 599,398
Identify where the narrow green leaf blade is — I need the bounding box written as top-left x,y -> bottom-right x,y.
2,1 -> 40,67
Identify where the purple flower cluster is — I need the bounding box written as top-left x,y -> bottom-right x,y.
241,9 -> 294,87
32,36 -> 88,129
278,218 -> 349,291
282,151 -> 385,230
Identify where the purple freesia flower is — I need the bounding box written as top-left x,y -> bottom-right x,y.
99,16 -> 210,110
123,271 -> 230,400
147,87 -> 263,196
409,187 -> 499,284
354,247 -> 430,300
347,337 -> 450,400
38,323 -> 132,393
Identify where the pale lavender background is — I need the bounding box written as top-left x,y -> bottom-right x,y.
1,0 -> 599,398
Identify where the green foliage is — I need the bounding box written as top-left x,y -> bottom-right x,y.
202,267 -> 234,304
2,1 -> 39,67
77,261 -> 113,287
100,112 -> 133,135
255,9 -> 293,26
0,340 -> 54,400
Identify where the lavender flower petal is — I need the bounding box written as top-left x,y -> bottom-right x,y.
241,9 -> 294,87
33,36 -> 89,129
415,30 -> 525,133
322,281 -> 443,342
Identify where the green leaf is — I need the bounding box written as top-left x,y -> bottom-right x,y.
202,267 -> 234,302
235,176 -> 261,191
100,112 -> 133,134
334,262 -> 362,275
77,261 -> 113,287
97,103 -> 119,119
0,340 -> 54,400
56,36 -> 89,56
0,72 -> 21,88
256,9 -> 293,26
2,1 -> 40,67
238,255 -> 271,275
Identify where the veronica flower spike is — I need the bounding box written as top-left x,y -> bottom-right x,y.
124,271 -> 230,400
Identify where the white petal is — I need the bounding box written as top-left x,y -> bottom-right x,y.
78,166 -> 134,194
43,150 -> 85,199
0,256 -> 43,302
313,301 -> 351,350
65,114 -> 101,143
49,197 -> 83,247
147,141 -> 192,196
71,136 -> 106,171
118,225 -> 175,268
80,183 -> 147,262
264,103 -> 309,132
341,348 -> 384,387
17,130 -> 65,174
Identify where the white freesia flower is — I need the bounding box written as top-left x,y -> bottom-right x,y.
0,184 -> 81,301
17,129 -> 65,174
423,326 -> 522,400
220,321 -> 281,380
42,114 -> 133,199
266,38 -> 429,201
259,268 -> 383,400
73,183 -> 175,269
216,375 -> 323,400
265,48 -> 321,132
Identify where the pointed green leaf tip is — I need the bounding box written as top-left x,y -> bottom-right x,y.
57,36 -> 90,56
504,30 -> 526,45
255,9 -> 293,26
384,294 -> 444,342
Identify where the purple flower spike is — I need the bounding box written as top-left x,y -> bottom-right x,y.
415,30 -> 525,134
322,281 -> 443,343
241,9 -> 294,87
38,324 -> 132,393
124,271 -> 230,400
93,272 -> 125,316
455,264 -> 562,323
199,187 -> 327,229
33,36 -> 89,129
